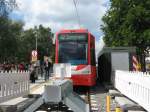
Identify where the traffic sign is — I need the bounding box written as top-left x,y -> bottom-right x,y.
32,50 -> 37,57
31,50 -> 38,62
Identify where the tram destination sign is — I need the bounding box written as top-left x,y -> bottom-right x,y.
58,34 -> 88,42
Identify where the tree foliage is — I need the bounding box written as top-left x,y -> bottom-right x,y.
0,0 -> 54,63
0,18 -> 24,62
18,25 -> 54,62
0,0 -> 17,17
0,14 -> 54,63
102,0 -> 150,50
101,0 -> 150,70
0,20 -> 54,63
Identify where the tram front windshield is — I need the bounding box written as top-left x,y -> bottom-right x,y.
58,34 -> 88,65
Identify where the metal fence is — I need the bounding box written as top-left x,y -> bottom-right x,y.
115,70 -> 150,112
0,71 -> 29,103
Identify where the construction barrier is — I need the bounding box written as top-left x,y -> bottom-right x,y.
132,55 -> 141,71
106,95 -> 111,112
0,71 -> 29,103
115,107 -> 122,112
115,70 -> 150,112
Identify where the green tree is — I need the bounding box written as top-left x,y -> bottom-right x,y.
101,0 -> 150,71
0,18 -> 23,62
0,19 -> 54,63
19,25 -> 54,63
37,25 -> 54,62
0,0 -> 17,17
0,0 -> 19,63
0,0 -> 54,63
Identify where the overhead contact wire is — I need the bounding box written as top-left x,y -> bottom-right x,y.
73,0 -> 81,28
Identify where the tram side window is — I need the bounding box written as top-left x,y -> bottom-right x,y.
91,48 -> 96,65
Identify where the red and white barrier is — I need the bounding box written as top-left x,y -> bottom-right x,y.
132,55 -> 140,71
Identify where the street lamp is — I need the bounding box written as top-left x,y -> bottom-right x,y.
34,26 -> 38,51
36,33 -> 37,51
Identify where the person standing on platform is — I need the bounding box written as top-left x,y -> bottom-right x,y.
44,59 -> 51,81
40,60 -> 44,78
29,63 -> 36,83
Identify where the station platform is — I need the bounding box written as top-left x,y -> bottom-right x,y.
29,77 -> 48,94
0,77 -> 49,112
0,76 -> 147,112
0,77 -> 91,112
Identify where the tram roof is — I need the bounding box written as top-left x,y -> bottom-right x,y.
59,29 -> 88,33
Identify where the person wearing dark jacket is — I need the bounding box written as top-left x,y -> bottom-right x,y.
29,64 -> 36,83
44,59 -> 51,81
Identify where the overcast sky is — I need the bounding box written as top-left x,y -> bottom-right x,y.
10,0 -> 109,56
